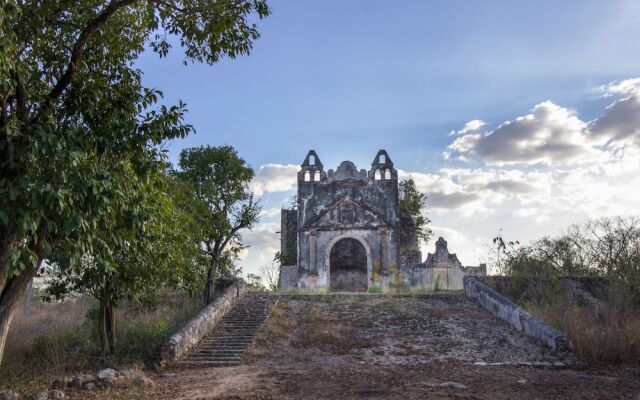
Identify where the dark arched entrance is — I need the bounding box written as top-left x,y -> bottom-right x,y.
329,238 -> 368,292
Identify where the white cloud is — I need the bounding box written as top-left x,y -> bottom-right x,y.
449,119 -> 486,136
238,222 -> 281,276
447,79 -> 640,166
446,101 -> 596,165
259,207 -> 282,220
588,93 -> 640,149
249,163 -> 298,196
598,77 -> 640,96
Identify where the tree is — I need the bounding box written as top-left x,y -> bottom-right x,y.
259,259 -> 280,291
496,217 -> 640,302
246,273 -> 265,291
46,164 -> 207,356
175,146 -> 261,304
0,0 -> 269,364
399,178 -> 433,246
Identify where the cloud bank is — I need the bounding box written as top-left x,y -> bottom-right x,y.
239,78 -> 640,275
446,78 -> 640,166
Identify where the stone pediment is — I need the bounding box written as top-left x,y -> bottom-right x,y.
306,195 -> 389,229
326,161 -> 368,183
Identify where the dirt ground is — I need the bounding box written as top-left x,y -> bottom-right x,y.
146,293 -> 640,399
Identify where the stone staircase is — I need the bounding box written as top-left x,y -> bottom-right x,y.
180,293 -> 279,367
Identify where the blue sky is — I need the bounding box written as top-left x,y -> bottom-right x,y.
137,1 -> 640,275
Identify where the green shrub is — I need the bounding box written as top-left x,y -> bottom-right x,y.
434,275 -> 442,291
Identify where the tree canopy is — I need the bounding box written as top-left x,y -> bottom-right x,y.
174,145 -> 261,304
0,0 -> 269,364
399,178 -> 432,246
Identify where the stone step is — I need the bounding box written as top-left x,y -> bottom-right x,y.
187,355 -> 242,361
180,360 -> 241,367
180,293 -> 279,368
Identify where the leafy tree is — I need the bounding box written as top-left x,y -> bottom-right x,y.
246,273 -> 265,291
174,145 -> 261,304
0,0 -> 269,364
46,164 -> 207,356
399,178 -> 433,246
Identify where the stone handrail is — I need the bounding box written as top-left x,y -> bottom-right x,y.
161,279 -> 247,364
463,276 -> 572,353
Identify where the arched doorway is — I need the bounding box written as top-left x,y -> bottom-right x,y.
329,238 -> 368,292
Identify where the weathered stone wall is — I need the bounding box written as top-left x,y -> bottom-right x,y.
297,228 -> 400,289
477,276 -> 609,316
161,280 -> 247,364
294,150 -> 401,291
278,265 -> 298,289
463,263 -> 487,277
399,208 -> 422,267
400,264 -> 465,289
464,276 -> 572,353
402,264 -> 431,287
280,209 -> 297,265
401,237 -> 482,290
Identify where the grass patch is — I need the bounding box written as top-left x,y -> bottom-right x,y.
245,299 -> 295,361
522,285 -> 640,365
524,291 -> 640,365
0,291 -> 201,394
277,287 -> 332,297
414,303 -> 449,318
291,304 -> 375,354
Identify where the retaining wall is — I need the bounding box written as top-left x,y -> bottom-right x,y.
464,276 -> 572,353
161,280 -> 246,364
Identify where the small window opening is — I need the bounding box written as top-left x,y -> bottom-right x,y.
309,155 -> 315,165
374,169 -> 381,180
384,169 -> 391,180
379,154 -> 386,163
304,171 -> 311,182
314,171 -> 321,182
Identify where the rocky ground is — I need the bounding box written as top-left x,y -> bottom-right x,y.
144,292 -> 640,399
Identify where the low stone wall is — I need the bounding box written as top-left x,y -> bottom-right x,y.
477,276 -> 609,316
279,265 -> 298,289
161,280 -> 246,364
464,276 -> 572,353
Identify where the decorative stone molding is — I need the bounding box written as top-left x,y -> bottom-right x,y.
464,276 -> 572,353
161,280 -> 247,364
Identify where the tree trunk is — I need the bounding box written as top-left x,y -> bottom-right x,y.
203,256 -> 218,305
98,302 -> 110,357
0,263 -> 39,366
106,305 -> 116,355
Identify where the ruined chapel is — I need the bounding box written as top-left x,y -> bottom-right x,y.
279,150 -> 485,292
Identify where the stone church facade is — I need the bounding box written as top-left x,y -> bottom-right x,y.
279,150 -> 485,292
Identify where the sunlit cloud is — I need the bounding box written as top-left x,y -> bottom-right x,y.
249,163 -> 298,196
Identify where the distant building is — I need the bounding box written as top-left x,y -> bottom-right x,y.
279,150 -> 485,291
404,237 -> 487,290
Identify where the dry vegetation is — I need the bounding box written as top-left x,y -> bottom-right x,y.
290,303 -> 375,354
0,290 -> 201,395
524,287 -> 640,365
493,216 -> 640,366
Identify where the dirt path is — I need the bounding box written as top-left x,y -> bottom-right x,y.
147,293 -> 640,399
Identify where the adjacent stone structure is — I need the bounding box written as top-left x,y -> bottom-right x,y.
402,237 -> 486,290
279,150 -> 485,291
